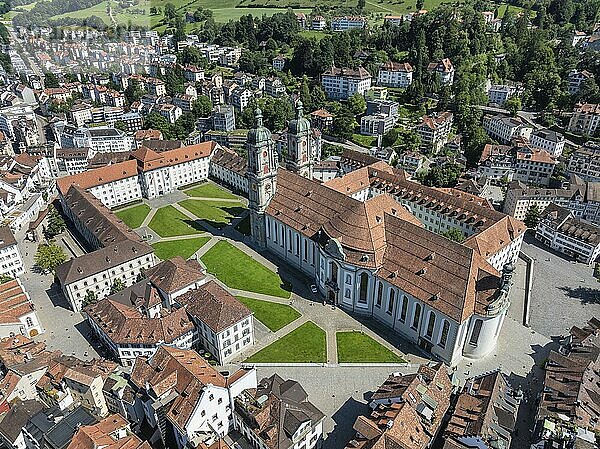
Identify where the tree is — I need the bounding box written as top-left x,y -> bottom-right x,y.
44,72 -> 60,88
0,274 -> 12,284
382,128 -> 399,147
124,79 -> 145,105
34,243 -> 67,273
163,2 -> 177,20
504,96 -> 521,116
192,95 -> 212,117
417,164 -> 462,187
110,278 -> 126,295
44,205 -> 66,239
82,290 -> 97,307
524,204 -> 541,228
442,228 -> 466,243
332,112 -> 357,140
357,0 -> 366,9
347,93 -> 367,115
114,121 -> 127,132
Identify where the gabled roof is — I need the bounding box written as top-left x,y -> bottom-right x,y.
146,257 -> 206,294
177,281 -> 252,333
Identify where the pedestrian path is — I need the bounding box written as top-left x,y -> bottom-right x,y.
184,196 -> 241,203
140,207 -> 156,228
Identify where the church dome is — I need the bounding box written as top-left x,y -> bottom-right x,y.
288,100 -> 311,135
247,108 -> 272,144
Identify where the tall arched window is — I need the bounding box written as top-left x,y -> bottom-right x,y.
412,303 -> 421,330
375,282 -> 383,307
469,319 -> 483,346
387,289 -> 395,315
359,273 -> 369,303
400,296 -> 408,322
439,320 -> 450,348
330,262 -> 338,284
426,312 -> 436,338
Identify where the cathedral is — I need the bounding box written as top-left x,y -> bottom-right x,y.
244,102 -> 525,366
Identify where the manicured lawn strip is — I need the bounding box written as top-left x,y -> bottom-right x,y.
148,205 -> 204,237
152,237 -> 210,260
237,296 -> 300,332
246,322 -> 326,363
115,204 -> 151,229
201,241 -> 291,298
184,183 -> 238,200
336,332 -> 405,363
179,199 -> 245,229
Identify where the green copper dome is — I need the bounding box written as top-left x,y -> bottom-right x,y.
247,108 -> 272,144
288,100 -> 311,135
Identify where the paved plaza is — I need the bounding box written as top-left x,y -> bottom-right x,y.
520,234 -> 600,338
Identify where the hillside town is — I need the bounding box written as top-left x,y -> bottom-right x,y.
0,0 -> 599,448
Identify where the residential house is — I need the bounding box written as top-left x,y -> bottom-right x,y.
321,67 -> 372,100
427,58 -> 455,85
330,16 -> 366,31
0,278 -> 42,339
482,114 -> 533,144
416,112 -> 453,152
568,103 -> 600,136
568,69 -> 594,95
377,61 -> 413,88
234,374 -> 324,449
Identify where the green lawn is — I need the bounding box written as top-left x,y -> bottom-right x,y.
336,332 -> 405,363
235,215 -> 251,236
179,199 -> 245,229
237,296 -> 301,331
246,321 -> 326,363
184,183 -> 239,200
115,204 -> 151,229
351,133 -> 377,148
152,237 -> 210,260
201,241 -> 291,298
148,205 -> 204,237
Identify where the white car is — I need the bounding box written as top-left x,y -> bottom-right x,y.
310,284 -> 318,294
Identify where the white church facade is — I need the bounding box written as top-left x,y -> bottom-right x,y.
244,102 -> 525,366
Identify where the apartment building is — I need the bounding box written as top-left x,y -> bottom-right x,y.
234,374 -> 324,449
568,103 -> 600,136
360,113 -> 395,136
330,16 -> 366,31
321,67 -> 372,100
177,281 -> 254,364
487,84 -> 517,106
567,141 -> 600,181
478,143 -> 556,186
345,363 -> 452,449
0,226 -> 24,279
482,114 -> 533,143
129,346 -> 256,449
212,105 -> 236,132
416,111 -> 453,152
529,128 -> 565,157
568,69 -> 594,95
536,203 -> 600,264
72,126 -> 135,153
377,61 -> 413,88
0,278 -> 42,339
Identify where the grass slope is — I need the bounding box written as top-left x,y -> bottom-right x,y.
179,199 -> 245,229
246,321 -> 326,363
152,237 -> 210,260
115,204 -> 151,229
201,240 -> 290,298
148,205 -> 204,237
336,331 -> 405,363
184,183 -> 239,200
237,296 -> 300,331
